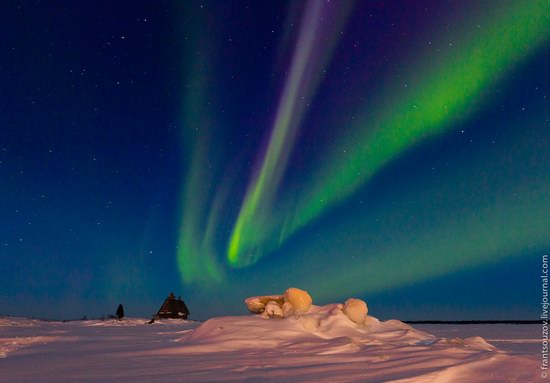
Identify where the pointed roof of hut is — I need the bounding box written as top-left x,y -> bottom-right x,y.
155,292 -> 190,319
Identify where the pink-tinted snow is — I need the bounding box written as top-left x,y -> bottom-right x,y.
0,306 -> 540,382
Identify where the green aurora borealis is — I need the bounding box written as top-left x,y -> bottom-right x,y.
2,0 -> 550,320
177,0 -> 550,298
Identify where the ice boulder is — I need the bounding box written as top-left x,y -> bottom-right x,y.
284,288 -> 312,315
343,298 -> 368,324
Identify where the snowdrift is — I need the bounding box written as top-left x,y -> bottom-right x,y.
179,303 -> 495,353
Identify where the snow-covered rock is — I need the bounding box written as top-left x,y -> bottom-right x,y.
245,288 -> 312,318
343,298 -> 368,324
283,287 -> 312,315
244,295 -> 284,314
261,301 -> 284,319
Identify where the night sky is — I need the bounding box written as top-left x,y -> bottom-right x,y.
1,1 -> 549,321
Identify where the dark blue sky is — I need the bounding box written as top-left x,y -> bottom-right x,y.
1,1 -> 549,320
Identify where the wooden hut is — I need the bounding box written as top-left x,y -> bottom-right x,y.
155,292 -> 190,319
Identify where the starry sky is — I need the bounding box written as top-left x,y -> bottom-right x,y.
1,1 -> 549,321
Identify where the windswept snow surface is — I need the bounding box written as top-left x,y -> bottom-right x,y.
0,306 -> 539,382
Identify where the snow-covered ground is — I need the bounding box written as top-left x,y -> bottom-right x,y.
413,323 -> 540,356
0,307 -> 540,382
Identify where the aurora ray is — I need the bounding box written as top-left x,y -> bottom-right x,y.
176,17 -> 225,285
227,0 -> 353,266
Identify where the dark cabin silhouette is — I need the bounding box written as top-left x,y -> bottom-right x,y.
155,292 -> 190,319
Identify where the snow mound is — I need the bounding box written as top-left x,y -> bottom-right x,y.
436,336 -> 497,351
178,304 -> 437,353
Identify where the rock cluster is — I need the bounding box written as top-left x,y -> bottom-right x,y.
245,288 -> 370,325
245,288 -> 312,318
244,295 -> 285,314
